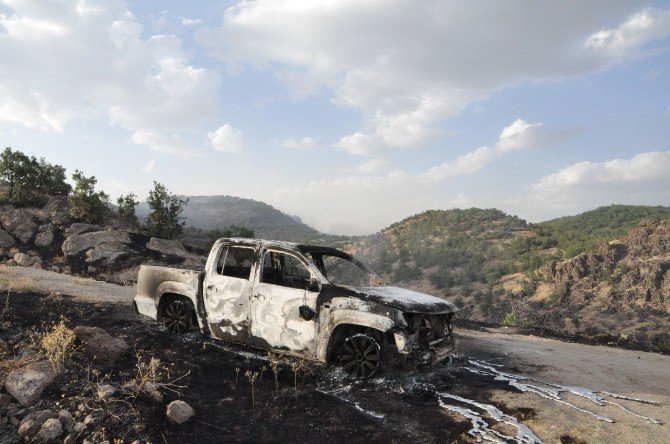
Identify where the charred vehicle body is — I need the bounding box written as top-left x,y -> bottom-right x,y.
134,238 -> 458,378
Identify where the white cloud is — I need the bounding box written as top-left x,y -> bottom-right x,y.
534,151 -> 670,189
420,119 -> 543,181
499,151 -> 670,221
199,2 -> 670,154
208,124 -> 244,153
280,136 -> 318,150
356,159 -> 389,174
143,159 -> 156,174
0,1 -> 219,136
131,130 -> 198,156
181,18 -> 202,26
271,118 -> 549,233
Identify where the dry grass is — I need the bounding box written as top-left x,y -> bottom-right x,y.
0,276 -> 38,293
0,354 -> 37,386
40,318 -> 77,372
133,354 -> 163,389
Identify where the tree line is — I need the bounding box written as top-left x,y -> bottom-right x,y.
0,147 -> 188,240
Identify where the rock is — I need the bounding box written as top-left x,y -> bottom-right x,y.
58,410 -> 74,431
32,262 -> 43,270
13,252 -> 42,268
62,230 -> 131,257
34,410 -> 58,425
147,237 -> 205,265
43,196 -> 69,221
18,419 -> 38,439
97,384 -> 115,401
87,266 -> 97,274
50,266 -> 60,272
34,230 -> 54,248
74,326 -> 129,364
85,241 -> 135,265
0,393 -> 11,414
63,433 -> 77,444
33,417 -> 63,442
0,229 -> 16,247
63,223 -> 102,237
73,422 -> 85,433
83,414 -> 95,425
166,400 -> 195,424
144,381 -> 163,402
1,209 -> 37,243
5,361 -> 57,406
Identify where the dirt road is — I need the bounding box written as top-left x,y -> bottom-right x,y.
1,265 -> 667,443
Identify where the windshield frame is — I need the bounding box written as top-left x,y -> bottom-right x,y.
301,247 -> 385,288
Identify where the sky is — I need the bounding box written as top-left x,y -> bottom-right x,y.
0,0 -> 669,235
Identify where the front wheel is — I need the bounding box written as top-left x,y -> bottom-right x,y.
163,300 -> 192,334
339,333 -> 381,379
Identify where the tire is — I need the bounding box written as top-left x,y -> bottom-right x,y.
163,299 -> 193,335
339,333 -> 382,379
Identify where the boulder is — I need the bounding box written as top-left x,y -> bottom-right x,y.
0,393 -> 11,414
1,209 -> 37,243
62,230 -> 131,257
85,241 -> 135,265
14,252 -> 42,268
64,223 -> 102,237
166,400 -> 195,424
5,361 -> 57,406
74,326 -> 129,364
147,237 -> 205,266
43,196 -> 69,220
33,417 -> 63,442
0,229 -> 16,248
58,410 -> 74,432
34,230 -> 54,248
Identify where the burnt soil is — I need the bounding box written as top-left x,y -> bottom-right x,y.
0,292 -> 533,443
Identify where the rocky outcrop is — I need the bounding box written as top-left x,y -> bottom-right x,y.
1,208 -> 38,243
85,241 -> 137,266
5,361 -> 57,406
74,326 -> 129,364
147,237 -> 205,266
14,252 -> 42,268
63,222 -> 102,237
34,229 -> 54,248
62,230 -> 131,257
0,228 -> 16,247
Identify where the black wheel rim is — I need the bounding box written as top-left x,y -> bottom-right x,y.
339,334 -> 380,379
164,301 -> 190,334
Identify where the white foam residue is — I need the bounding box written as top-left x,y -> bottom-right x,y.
437,393 -> 542,444
466,359 -> 662,425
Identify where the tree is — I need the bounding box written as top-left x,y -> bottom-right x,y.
145,182 -> 188,239
221,225 -> 255,238
0,147 -> 71,204
67,170 -> 109,224
117,193 -> 139,226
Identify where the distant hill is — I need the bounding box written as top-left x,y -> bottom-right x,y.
533,205 -> 670,257
137,195 -> 320,243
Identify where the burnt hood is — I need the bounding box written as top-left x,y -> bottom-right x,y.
339,285 -> 458,314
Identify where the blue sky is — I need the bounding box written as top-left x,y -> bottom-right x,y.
0,0 -> 669,234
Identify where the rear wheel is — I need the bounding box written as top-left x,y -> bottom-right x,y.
339,333 -> 381,379
163,300 -> 192,334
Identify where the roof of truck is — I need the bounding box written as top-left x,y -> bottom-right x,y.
220,238 -> 349,257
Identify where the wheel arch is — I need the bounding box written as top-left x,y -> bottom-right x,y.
316,309 -> 396,363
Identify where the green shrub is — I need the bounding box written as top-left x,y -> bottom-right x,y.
501,313 -> 532,329
68,170 -> 109,224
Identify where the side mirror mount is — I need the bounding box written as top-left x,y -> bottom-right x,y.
299,305 -> 316,321
308,277 -> 320,293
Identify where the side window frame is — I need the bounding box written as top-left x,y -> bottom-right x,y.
217,244 -> 256,280
260,249 -> 313,290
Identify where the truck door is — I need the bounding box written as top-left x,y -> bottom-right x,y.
203,244 -> 258,343
250,249 -> 319,355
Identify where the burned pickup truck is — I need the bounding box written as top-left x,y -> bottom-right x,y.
134,238 -> 458,378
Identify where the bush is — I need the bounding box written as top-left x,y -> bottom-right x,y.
501,313 -> 532,329
68,170 -> 109,224
40,318 -> 76,372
